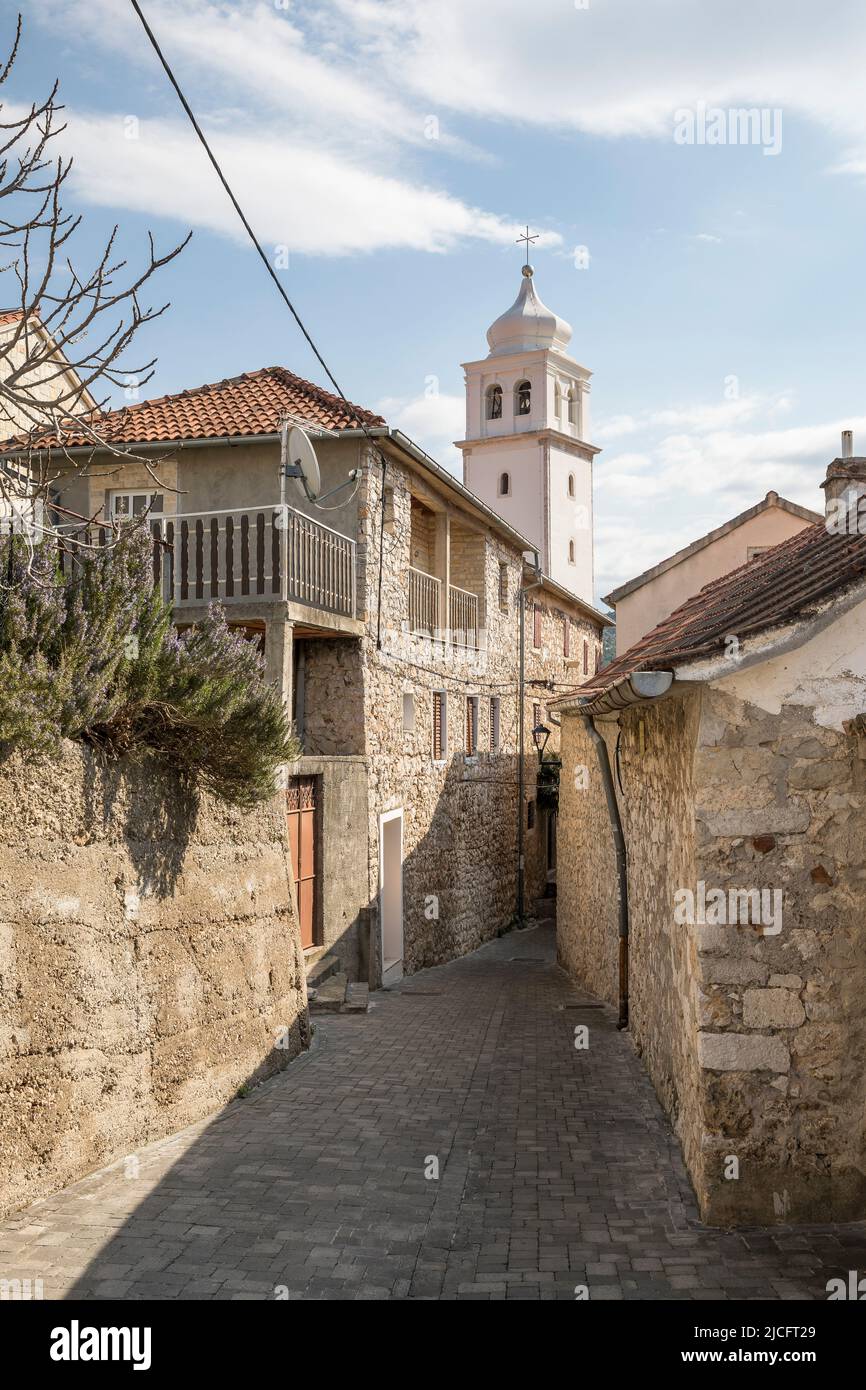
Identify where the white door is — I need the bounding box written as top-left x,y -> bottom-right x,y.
379,810 -> 403,985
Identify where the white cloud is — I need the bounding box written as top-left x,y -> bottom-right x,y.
377,389 -> 465,474
332,0 -> 866,172
594,395 -> 861,597
37,108 -> 546,257
23,0 -> 560,258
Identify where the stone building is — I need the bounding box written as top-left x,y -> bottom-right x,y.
24,268 -> 605,992
553,438 -> 866,1227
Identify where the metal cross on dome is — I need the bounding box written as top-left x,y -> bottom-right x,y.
516,224 -> 538,265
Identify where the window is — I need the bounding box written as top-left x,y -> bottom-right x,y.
554,381 -> 562,419
568,473 -> 575,498
568,539 -> 576,564
111,490 -> 164,518
432,690 -> 448,760
563,615 -> 570,659
402,691 -> 415,733
594,644 -> 601,674
498,561 -> 508,611
583,639 -> 589,675
486,384 -> 502,420
533,603 -> 542,649
490,697 -> 500,753
567,386 -> 577,425
465,696 -> 479,756
498,471 -> 511,497
527,799 -> 536,830
515,380 -> 531,416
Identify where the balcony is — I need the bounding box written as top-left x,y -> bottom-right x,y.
59,504 -> 357,621
408,565 -> 441,636
449,583 -> 479,650
408,565 -> 479,650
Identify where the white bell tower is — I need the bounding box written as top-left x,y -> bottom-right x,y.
456,259 -> 599,603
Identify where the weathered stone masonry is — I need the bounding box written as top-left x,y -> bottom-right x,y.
0,743 -> 309,1218
558,682 -> 866,1226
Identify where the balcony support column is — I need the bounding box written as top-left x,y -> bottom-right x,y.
265,610 -> 294,708
433,512 -> 450,640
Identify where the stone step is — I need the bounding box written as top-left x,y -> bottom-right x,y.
304,950 -> 341,988
308,974 -> 370,1015
344,982 -> 369,1013
309,971 -> 348,1012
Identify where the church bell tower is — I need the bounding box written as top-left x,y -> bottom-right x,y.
456,252 -> 599,604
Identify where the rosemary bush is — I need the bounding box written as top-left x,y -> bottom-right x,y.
0,528 -> 298,806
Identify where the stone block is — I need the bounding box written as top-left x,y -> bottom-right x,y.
701,958 -> 768,985
697,1031 -> 789,1073
742,988 -> 805,1029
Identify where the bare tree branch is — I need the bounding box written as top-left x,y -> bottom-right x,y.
0,13 -> 190,537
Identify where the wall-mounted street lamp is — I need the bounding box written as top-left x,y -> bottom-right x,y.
532,723 -> 551,764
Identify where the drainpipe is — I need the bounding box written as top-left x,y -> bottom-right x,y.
517,553 -> 543,922
581,713 -> 630,1029
575,670 -> 673,1030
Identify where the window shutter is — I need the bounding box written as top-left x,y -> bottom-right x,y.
583,639 -> 588,674
563,616 -> 570,658
533,604 -> 542,648
433,691 -> 443,759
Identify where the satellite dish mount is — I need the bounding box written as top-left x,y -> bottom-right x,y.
281,423 -> 358,506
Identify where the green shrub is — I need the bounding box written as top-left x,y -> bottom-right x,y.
0,528 -> 299,806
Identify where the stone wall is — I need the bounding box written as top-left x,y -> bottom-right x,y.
361,456 -> 523,977
692,683 -> 866,1224
0,743 -> 309,1218
557,676 -> 866,1227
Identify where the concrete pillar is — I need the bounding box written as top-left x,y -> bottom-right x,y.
265,612 -> 294,707
433,511 -> 450,638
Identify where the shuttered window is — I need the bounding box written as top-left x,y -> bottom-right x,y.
563,616 -> 570,658
465,696 -> 479,756
533,603 -> 542,648
499,562 -> 508,611
583,639 -> 589,674
433,690 -> 447,760
490,697 -> 500,753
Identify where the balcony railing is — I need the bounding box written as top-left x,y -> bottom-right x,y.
407,567 -> 480,649
408,565 -> 441,636
57,505 -> 356,619
449,583 -> 479,649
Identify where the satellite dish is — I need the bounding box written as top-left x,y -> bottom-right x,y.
285,425 -> 321,501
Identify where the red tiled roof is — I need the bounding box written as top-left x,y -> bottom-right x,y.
0,309 -> 24,326
571,519 -> 866,700
20,366 -> 385,449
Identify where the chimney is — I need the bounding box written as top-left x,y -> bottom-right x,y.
822,430 -> 866,527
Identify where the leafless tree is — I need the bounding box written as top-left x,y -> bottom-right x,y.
0,13 -> 189,540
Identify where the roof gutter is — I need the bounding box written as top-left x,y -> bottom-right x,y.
559,669 -> 673,719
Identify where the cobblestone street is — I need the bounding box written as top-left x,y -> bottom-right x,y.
2,924 -> 865,1301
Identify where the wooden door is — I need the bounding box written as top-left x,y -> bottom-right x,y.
287,776 -> 318,949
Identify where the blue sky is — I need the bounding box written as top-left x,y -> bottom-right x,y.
8,0 -> 866,601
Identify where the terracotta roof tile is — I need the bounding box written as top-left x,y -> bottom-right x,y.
21,366 -> 384,449
571,518 -> 866,700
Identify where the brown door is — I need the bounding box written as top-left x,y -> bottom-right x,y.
287,776 -> 317,949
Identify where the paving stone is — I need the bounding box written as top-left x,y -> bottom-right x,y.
1,924 -> 865,1301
